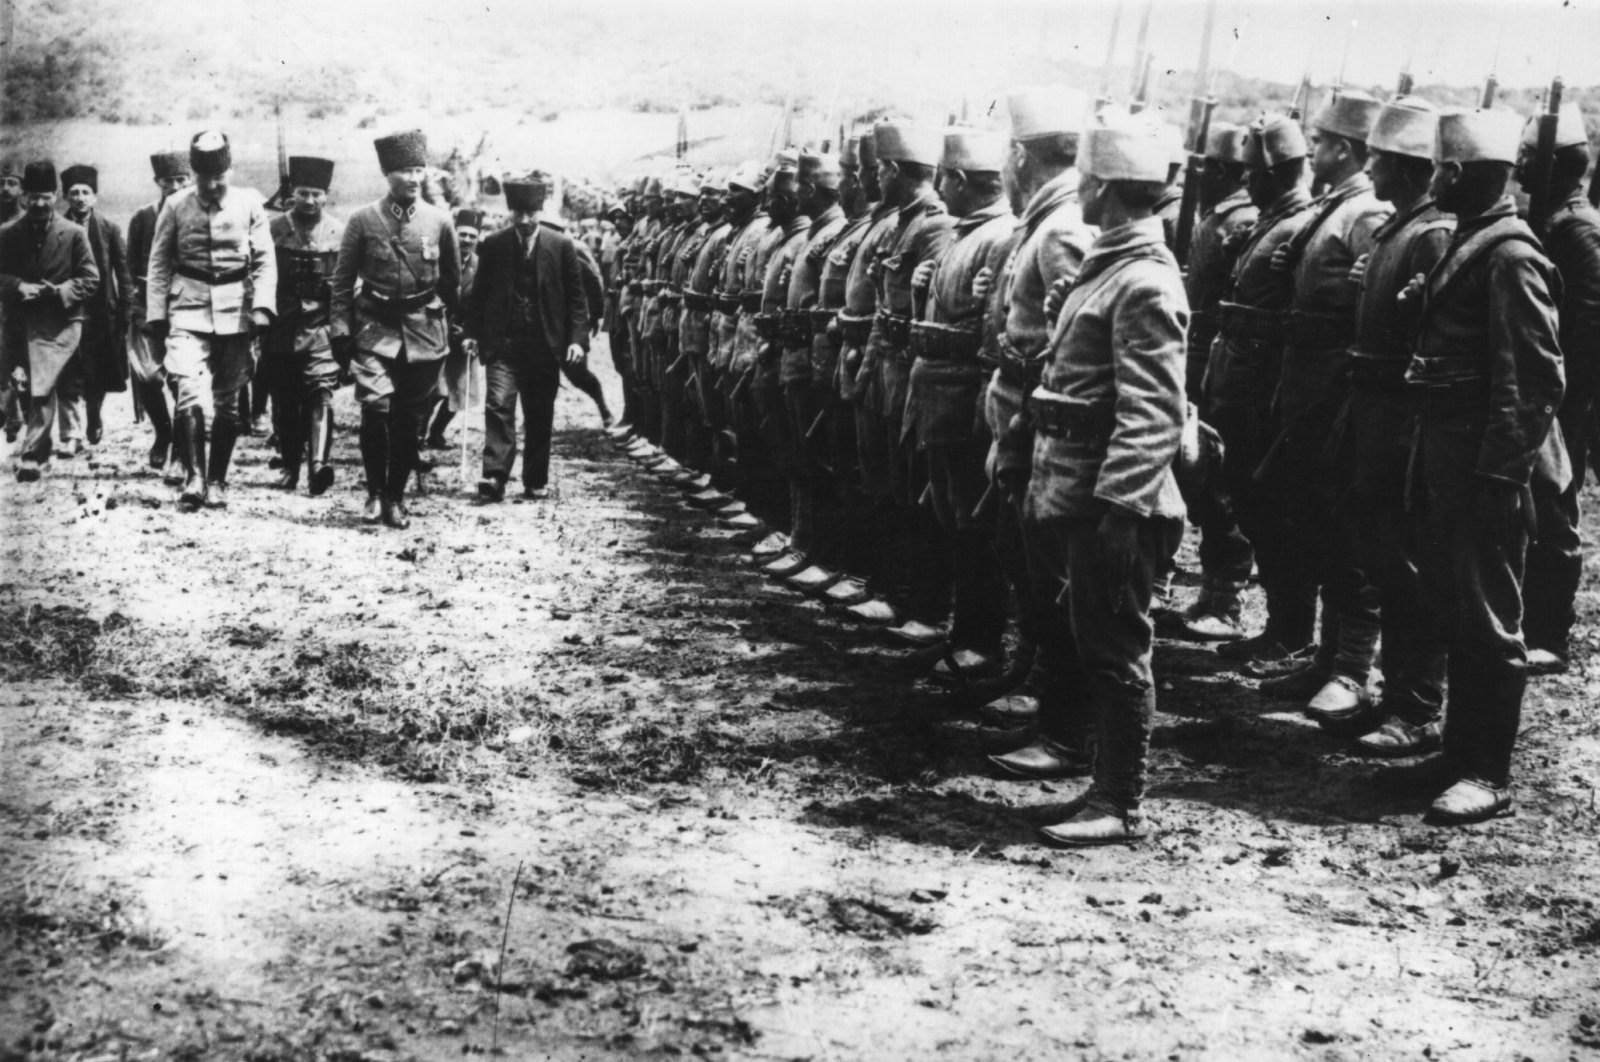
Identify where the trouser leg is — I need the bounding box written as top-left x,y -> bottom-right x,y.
1522,407 -> 1587,655
562,354 -> 611,422
137,377 -> 173,462
480,360 -> 520,483
1363,501 -> 1446,719
1023,516 -> 1096,749
270,349 -> 306,474
20,388 -> 59,465
56,361 -> 87,444
359,400 -> 390,498
519,364 -> 560,491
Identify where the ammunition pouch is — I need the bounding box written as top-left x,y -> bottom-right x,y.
779,310 -> 811,347
739,292 -> 764,314
874,308 -> 911,348
996,334 -> 1043,390
1217,301 -> 1285,344
714,292 -> 742,315
837,311 -> 874,347
1029,387 -> 1115,447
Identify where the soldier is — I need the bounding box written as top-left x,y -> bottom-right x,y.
977,85 -> 1097,746
2,162 -> 100,482
1321,97 -> 1453,753
422,206 -> 485,449
542,210 -> 614,430
1518,103 -> 1600,675
1021,109 -> 1189,846
125,152 -> 192,481
1259,91 -> 1391,719
649,174 -> 703,459
1206,117 -> 1317,666
329,130 -> 460,529
1170,123 -> 1260,641
901,129 -> 1016,677
464,172 -> 588,501
677,175 -> 734,475
697,163 -> 769,484
626,177 -> 668,445
146,131 -> 277,511
602,197 -> 639,436
659,174 -> 719,462
1395,108 -> 1565,824
60,165 -> 131,453
266,155 -> 344,495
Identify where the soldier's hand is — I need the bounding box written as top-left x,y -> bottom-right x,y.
971,266 -> 995,302
1044,277 -> 1071,324
1095,507 -> 1141,603
1396,272 -> 1426,307
1269,244 -> 1295,273
1221,228 -> 1250,256
912,260 -> 936,292
1347,253 -> 1370,287
17,281 -> 44,302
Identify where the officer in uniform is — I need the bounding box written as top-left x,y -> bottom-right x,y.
1206,117 -> 1317,665
1170,123 -> 1260,641
1326,97 -> 1453,753
1397,108 -> 1565,825
979,85 -> 1097,744
329,129 -> 461,529
60,164 -> 131,453
266,155 -> 344,495
1518,102 -> 1600,675
145,131 -> 277,511
1020,109 -> 1189,846
125,151 -> 192,481
1260,91 -> 1391,719
902,128 -> 1016,679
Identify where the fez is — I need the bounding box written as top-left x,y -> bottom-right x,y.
1368,96 -> 1440,161
504,172 -> 550,212
374,130 -> 428,173
1081,109 -> 1172,182
1311,90 -> 1383,142
1520,101 -> 1590,151
454,207 -> 482,234
288,155 -> 335,192
0,158 -> 19,179
1436,109 -> 1524,165
150,151 -> 190,180
799,150 -> 844,189
727,160 -> 766,194
60,164 -> 98,194
941,128 -> 1008,173
1204,122 -> 1250,163
1006,85 -> 1088,141
1244,116 -> 1308,167
21,161 -> 57,195
874,120 -> 942,168
190,130 -> 232,176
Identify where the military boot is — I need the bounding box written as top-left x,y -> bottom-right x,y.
140,379 -> 174,471
383,405 -> 417,530
307,400 -> 335,496
177,408 -> 209,512
358,408 -> 388,524
206,413 -> 240,509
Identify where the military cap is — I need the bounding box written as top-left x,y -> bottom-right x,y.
1368,96 -> 1439,161
643,176 -> 664,199
21,161 -> 57,195
1312,90 -> 1383,142
60,164 -> 98,193
841,135 -> 861,169
727,160 -> 766,194
858,129 -> 878,171
374,130 -> 429,173
671,171 -> 702,197
0,158 -> 18,179
1081,108 -> 1172,182
940,128 -> 1007,174
1204,122 -> 1251,163
605,199 -> 632,219
190,130 -> 232,177
453,207 -> 483,234
1243,116 -> 1308,167
1006,85 -> 1088,141
799,150 -> 844,189
504,171 -> 551,212
769,147 -> 800,175
1520,100 -> 1591,151
1436,108 -> 1524,165
150,151 -> 190,180
699,169 -> 727,194
874,120 -> 942,167
288,155 -> 334,192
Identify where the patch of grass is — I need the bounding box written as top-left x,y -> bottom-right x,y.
0,604 -> 129,681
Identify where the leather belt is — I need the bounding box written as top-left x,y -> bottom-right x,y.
837,311 -> 874,346
1030,389 -> 1114,445
780,309 -> 811,346
360,286 -> 437,320
908,321 -> 982,364
177,263 -> 249,286
714,292 -> 742,315
808,307 -> 838,335
996,335 -> 1043,389
683,291 -> 712,312
1285,309 -> 1357,348
874,308 -> 911,347
1217,301 -> 1284,343
1347,352 -> 1409,393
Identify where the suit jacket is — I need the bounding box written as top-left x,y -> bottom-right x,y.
0,213 -> 100,395
541,218 -> 604,328
74,210 -> 132,391
465,222 -> 589,366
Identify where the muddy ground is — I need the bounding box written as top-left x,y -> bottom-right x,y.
2,340 -> 1599,1062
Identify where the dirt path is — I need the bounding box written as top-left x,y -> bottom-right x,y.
3,344 -> 1599,1062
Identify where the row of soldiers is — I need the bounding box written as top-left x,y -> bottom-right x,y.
601,84 -> 1597,844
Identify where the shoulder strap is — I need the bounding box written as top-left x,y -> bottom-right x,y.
1422,217 -> 1538,322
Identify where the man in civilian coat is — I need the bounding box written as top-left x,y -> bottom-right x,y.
61,164 -> 132,451
465,172 -> 589,501
1,161 -> 100,481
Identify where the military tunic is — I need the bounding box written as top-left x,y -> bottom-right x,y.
269,211 -> 345,389
1184,188 -> 1257,403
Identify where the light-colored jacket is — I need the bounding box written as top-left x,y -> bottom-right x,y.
146,184 -> 275,336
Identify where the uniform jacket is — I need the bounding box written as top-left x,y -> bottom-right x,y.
71,209 -> 132,391
756,216 -> 809,382
1029,217 -> 1189,522
1352,199 -> 1453,365
330,196 -> 460,362
269,211 -> 344,355
841,205 -> 900,321
781,203 -> 848,384
464,222 -> 589,366
0,213 -> 100,395
1408,197 -> 1565,499
146,184 -> 276,336
874,188 -> 955,322
993,170 -> 1093,364
1540,191 -> 1600,415
1185,188 -> 1257,357
544,218 -> 605,326
681,219 -> 732,358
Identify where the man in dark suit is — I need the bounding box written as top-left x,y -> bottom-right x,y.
61,164 -> 132,451
464,171 -> 589,500
0,162 -> 100,481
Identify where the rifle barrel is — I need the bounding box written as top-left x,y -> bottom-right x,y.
1529,78 -> 1564,230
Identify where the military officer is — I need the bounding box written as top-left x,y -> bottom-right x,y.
1397,108 -> 1565,825
329,129 -> 461,529
266,155 -> 344,495
125,151 -> 191,481
145,131 -> 277,511
60,164 -> 131,453
1517,103 -> 1600,676
1021,109 -> 1189,846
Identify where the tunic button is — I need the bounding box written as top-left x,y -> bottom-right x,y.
1545,405 -> 1554,413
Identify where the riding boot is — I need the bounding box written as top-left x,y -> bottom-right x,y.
178,408 -> 209,511
274,392 -> 304,490
206,413 -> 239,509
86,390 -> 104,445
307,399 -> 335,496
384,402 -> 417,529
359,407 -> 388,523
140,379 -> 173,470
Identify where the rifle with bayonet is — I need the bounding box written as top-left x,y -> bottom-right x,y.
1172,0 -> 1220,267
1094,0 -> 1125,112
1527,77 -> 1564,232
264,97 -> 293,212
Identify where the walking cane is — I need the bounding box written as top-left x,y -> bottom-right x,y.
461,343 -> 474,480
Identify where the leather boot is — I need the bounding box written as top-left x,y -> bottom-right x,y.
307,400 -> 335,496
359,407 -> 388,523
1258,656 -> 1332,701
178,408 -> 208,511
1035,674 -> 1151,846
140,379 -> 173,470
988,732 -> 1092,780
384,404 -> 417,529
86,391 -> 104,445
1439,661 -> 1523,799
206,413 -> 239,509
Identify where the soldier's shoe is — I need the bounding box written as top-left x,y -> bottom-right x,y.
1258,659 -> 1331,702
786,565 -> 841,593
931,649 -> 1000,687
15,461 -> 42,482
845,598 -> 898,625
268,454 -> 285,469
715,500 -> 748,516
982,691 -> 1041,724
1214,631 -> 1312,665
824,576 -> 872,606
1365,755 -> 1456,796
720,511 -> 761,530
674,472 -> 713,492
886,620 -> 945,647
1356,715 -> 1444,758
989,736 -> 1092,780
179,480 -> 208,512
1180,609 -> 1246,642
1304,676 -> 1374,730
362,493 -> 384,524
1037,800 -> 1144,847
57,439 -> 86,459
686,487 -> 731,509
605,423 -> 634,441
750,532 -> 789,559
309,464 -> 335,497
204,481 -> 229,509
520,487 -> 550,501
600,408 -> 616,430
382,498 -> 411,530
651,457 -> 683,476
476,478 -> 506,502
1525,648 -> 1569,676
274,466 -> 301,491
762,551 -> 809,577
1425,779 -> 1512,826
